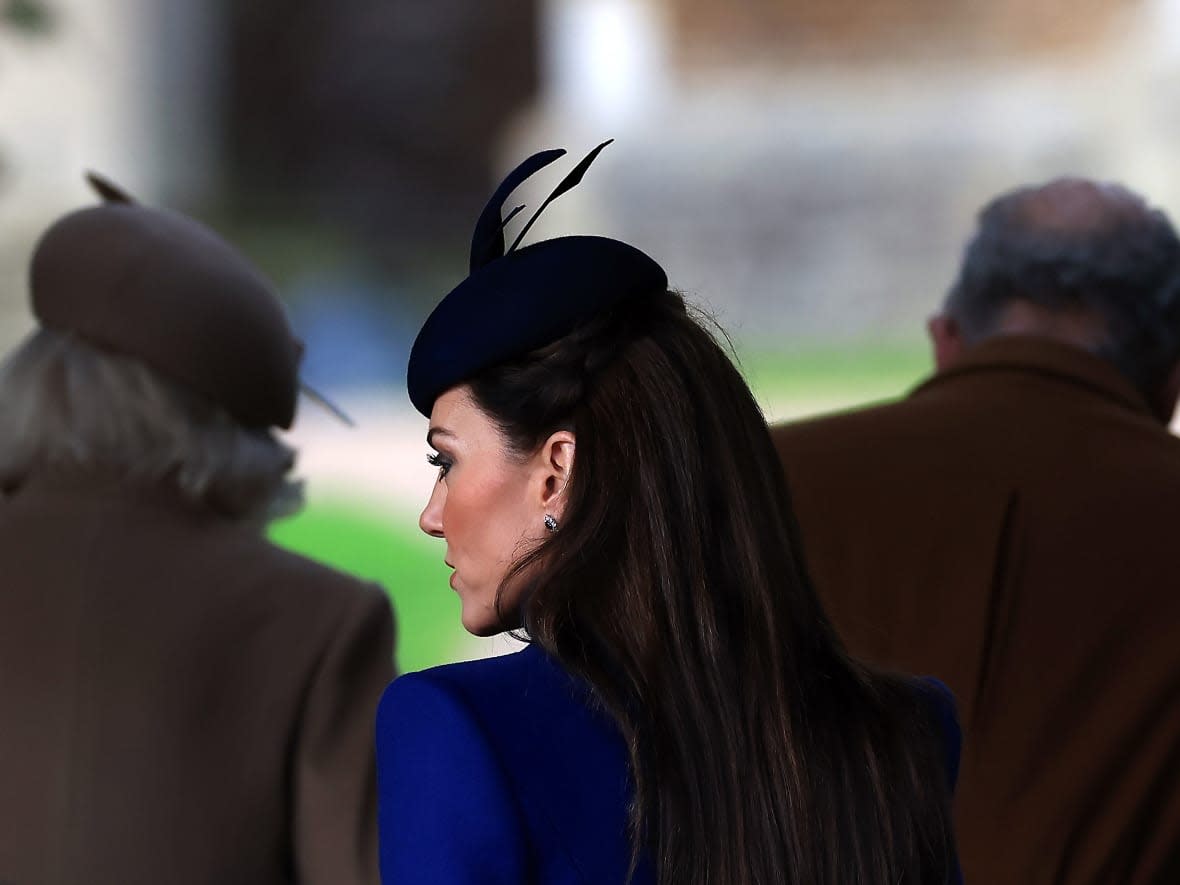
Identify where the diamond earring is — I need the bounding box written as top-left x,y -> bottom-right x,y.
544,513 -> 559,533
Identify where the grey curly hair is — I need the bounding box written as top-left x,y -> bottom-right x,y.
0,328 -> 303,521
945,178 -> 1180,395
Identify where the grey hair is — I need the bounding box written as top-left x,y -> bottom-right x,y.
0,328 -> 303,521
945,178 -> 1180,394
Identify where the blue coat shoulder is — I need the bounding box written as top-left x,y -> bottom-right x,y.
376,644 -> 651,885
915,675 -> 964,884
916,675 -> 962,792
376,648 -> 962,885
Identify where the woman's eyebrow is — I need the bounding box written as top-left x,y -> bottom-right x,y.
426,427 -> 456,447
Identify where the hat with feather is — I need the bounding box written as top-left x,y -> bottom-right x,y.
406,141 -> 668,416
29,173 -> 344,429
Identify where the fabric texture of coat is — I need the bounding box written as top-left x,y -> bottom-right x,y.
376,641 -> 961,884
772,335 -> 1180,885
0,472 -> 396,885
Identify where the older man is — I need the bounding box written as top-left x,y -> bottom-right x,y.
0,175 -> 395,885
773,178 -> 1180,884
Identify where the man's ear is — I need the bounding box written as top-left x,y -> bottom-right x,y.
928,312 -> 966,371
536,430 -> 576,516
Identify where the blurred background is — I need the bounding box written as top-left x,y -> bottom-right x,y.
4,0 -> 1180,670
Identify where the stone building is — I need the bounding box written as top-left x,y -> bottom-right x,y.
510,0 -> 1180,344
3,0 -> 1180,352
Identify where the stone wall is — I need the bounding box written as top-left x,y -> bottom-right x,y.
509,0 -> 1180,344
672,0 -> 1135,63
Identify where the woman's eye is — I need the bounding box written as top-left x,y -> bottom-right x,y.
426,452 -> 453,478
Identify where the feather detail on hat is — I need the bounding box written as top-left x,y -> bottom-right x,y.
469,149 -> 566,272
407,140 -> 669,416
508,139 -> 613,253
84,171 -> 135,204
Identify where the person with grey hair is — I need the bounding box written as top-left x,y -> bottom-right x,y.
936,177 -> 1180,414
771,177 -> 1180,885
0,327 -> 304,519
0,175 -> 395,885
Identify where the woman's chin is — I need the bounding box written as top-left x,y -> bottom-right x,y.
460,603 -> 523,638
459,603 -> 500,637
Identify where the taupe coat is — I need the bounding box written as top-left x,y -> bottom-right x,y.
773,336 -> 1180,885
0,473 -> 395,885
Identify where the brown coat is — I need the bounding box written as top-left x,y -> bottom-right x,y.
0,473 -> 395,885
772,336 -> 1180,885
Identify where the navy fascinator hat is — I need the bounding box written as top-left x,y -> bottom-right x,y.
406,141 -> 668,416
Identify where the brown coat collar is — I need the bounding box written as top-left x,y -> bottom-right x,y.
914,335 -> 1156,419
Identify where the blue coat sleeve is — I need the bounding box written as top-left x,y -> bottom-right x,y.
918,676 -> 963,885
919,676 -> 961,793
375,672 -> 532,884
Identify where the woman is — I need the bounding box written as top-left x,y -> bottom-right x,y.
377,143 -> 961,884
0,175 -> 393,885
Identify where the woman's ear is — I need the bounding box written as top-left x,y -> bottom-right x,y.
537,430 -> 575,515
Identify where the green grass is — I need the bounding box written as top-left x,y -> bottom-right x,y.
268,342 -> 934,673
269,498 -> 461,674
739,339 -> 932,414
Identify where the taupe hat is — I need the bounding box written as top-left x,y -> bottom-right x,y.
30,173 -> 310,429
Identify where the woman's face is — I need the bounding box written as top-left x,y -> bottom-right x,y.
419,386 -> 557,636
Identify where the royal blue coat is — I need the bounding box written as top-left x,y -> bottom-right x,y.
376,643 -> 960,884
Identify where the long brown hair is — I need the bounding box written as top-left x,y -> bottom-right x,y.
470,289 -> 956,884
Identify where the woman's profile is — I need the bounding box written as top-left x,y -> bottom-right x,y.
376,143 -> 961,885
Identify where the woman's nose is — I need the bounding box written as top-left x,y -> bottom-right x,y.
419,484 -> 445,538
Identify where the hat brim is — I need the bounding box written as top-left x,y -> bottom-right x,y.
406,235 -> 668,416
